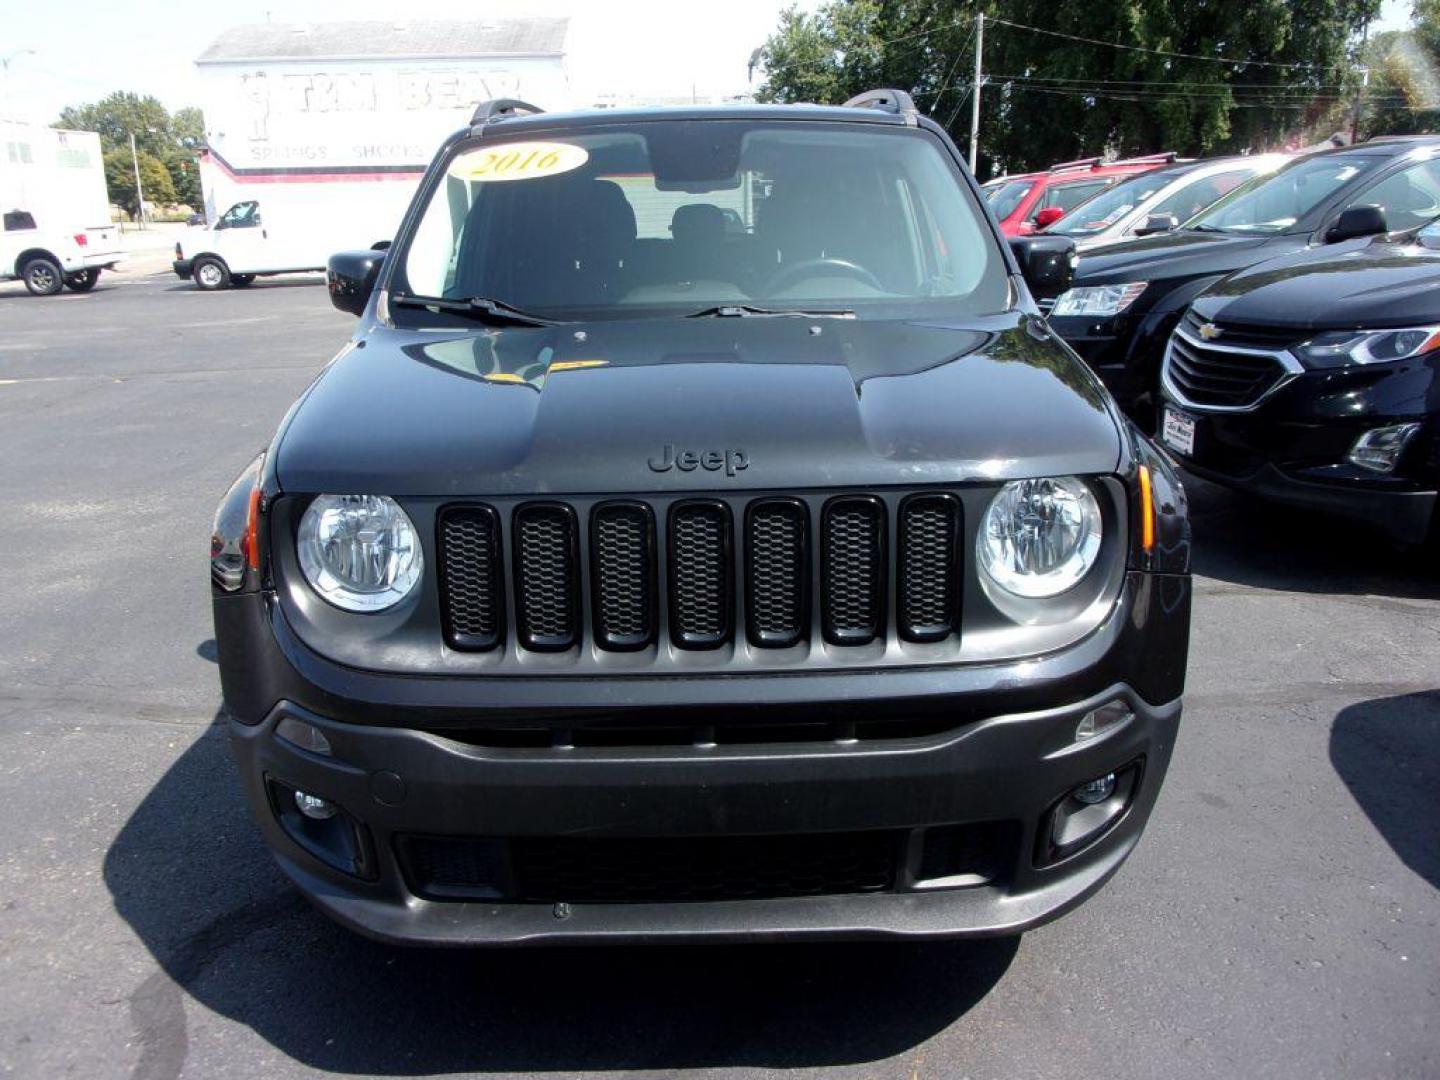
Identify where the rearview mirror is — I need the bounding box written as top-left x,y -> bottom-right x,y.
327,249 -> 385,316
1009,235 -> 1076,300
1135,213 -> 1179,237
1326,204 -> 1387,244
1034,207 -> 1066,229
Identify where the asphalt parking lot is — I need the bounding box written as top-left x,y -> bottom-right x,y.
1,270 -> 1437,1080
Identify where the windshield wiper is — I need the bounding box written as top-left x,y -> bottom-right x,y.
393,293 -> 560,326
684,304 -> 856,319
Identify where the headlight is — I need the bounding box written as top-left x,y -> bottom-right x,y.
978,477 -> 1103,598
1294,326 -> 1440,368
298,494 -> 422,612
1049,283 -> 1147,318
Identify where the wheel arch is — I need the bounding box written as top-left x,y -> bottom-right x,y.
14,248 -> 61,276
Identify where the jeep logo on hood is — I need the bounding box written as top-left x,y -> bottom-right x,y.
648,444 -> 749,477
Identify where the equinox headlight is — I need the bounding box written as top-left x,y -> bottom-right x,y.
1294,326 -> 1440,368
1050,283 -> 1147,318
979,477 -> 1103,599
298,494 -> 422,612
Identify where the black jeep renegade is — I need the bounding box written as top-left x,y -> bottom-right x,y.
209,91 -> 1191,945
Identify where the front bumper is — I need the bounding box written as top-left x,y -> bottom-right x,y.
172,258 -> 193,280
1159,377 -> 1439,545
216,570 -> 1190,946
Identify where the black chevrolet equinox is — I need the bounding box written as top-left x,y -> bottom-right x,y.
209,91 -> 1192,945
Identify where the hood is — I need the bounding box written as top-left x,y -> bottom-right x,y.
1192,237 -> 1440,330
1073,229 -> 1295,286
275,313 -> 1120,497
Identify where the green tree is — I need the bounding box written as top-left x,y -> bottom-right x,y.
757,0 -> 1381,176
59,92 -> 175,155
103,148 -> 176,219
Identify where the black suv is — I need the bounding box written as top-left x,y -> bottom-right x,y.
1048,137 -> 1440,423
1158,219 -> 1440,546
209,92 -> 1191,945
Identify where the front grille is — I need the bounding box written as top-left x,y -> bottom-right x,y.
668,500 -> 732,649
590,502 -> 656,649
513,503 -> 580,651
1165,332 -> 1290,409
897,495 -> 961,642
1182,309 -> 1296,349
745,499 -> 808,647
398,822 -> 1015,904
436,489 -> 968,660
821,496 -> 886,645
438,506 -> 504,650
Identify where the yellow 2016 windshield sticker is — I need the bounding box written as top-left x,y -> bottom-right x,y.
451,142 -> 589,183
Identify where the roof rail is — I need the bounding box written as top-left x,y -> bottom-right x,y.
1112,151 -> 1179,165
470,98 -> 545,128
1049,156 -> 1103,172
841,88 -> 919,126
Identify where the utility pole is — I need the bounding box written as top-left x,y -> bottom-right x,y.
129,130 -> 146,229
968,13 -> 984,173
1350,9 -> 1371,144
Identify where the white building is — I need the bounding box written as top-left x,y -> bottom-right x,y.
192,17 -> 570,221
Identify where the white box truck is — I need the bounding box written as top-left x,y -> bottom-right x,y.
1,121 -> 123,295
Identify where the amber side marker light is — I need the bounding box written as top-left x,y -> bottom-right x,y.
1138,465 -> 1155,553
242,483 -> 263,571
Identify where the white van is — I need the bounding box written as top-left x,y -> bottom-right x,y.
173,188 -> 409,290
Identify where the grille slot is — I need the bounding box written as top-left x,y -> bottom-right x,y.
512,503 -> 581,651
668,500 -> 733,649
897,494 -> 961,643
590,502 -> 657,650
821,496 -> 886,646
1166,334 -> 1288,409
437,505 -> 504,651
745,498 -> 809,648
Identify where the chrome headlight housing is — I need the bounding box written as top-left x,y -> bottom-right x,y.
1049,282 -> 1147,318
1294,326 -> 1440,368
297,494 -> 423,612
978,477 -> 1103,599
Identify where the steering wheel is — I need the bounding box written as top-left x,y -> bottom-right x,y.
763,257 -> 884,295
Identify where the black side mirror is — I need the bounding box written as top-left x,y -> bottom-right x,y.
1009,235 -> 1076,300
327,249 -> 385,316
1326,204 -> 1387,244
1135,213 -> 1179,237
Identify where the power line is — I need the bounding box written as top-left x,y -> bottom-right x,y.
985,72 -> 1359,91
999,83 -> 1426,110
986,16 -> 1338,72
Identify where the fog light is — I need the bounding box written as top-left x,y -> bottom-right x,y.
294,790 -> 337,820
1348,422 -> 1421,474
1073,773 -> 1116,805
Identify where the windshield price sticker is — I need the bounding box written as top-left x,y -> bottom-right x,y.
452,142 -> 589,183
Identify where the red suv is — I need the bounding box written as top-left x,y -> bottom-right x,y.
984,154 -> 1179,237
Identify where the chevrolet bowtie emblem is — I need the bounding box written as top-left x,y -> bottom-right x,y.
1198,322 -> 1222,341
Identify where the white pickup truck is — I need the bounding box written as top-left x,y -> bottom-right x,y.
0,209 -> 123,294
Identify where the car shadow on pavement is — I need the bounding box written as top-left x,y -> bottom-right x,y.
1184,473 -> 1440,600
1329,690 -> 1440,892
104,712 -> 1017,1077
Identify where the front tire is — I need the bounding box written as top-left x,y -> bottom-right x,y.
20,255 -> 64,296
64,268 -> 101,292
193,256 -> 230,290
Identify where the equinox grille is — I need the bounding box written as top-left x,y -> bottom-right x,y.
1165,331 -> 1290,409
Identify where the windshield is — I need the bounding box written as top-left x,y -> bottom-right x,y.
986,178 -> 1034,219
1187,153 -> 1383,234
397,120 -> 1009,322
1046,171 -> 1177,236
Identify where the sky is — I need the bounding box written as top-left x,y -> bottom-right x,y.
0,0 -> 1419,125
